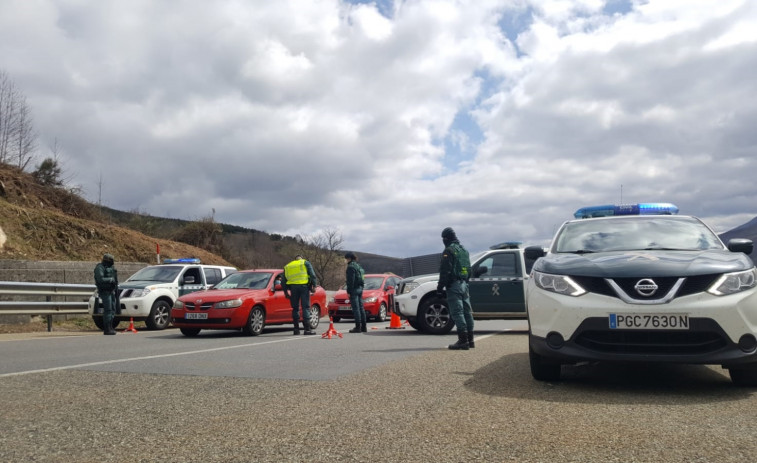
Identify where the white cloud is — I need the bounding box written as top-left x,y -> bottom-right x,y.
0,0 -> 756,260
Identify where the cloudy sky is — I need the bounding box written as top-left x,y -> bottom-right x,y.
2,0 -> 756,258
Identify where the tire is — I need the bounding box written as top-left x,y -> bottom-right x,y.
180,327 -> 201,337
728,366 -> 757,386
145,300 -> 172,330
416,296 -> 454,334
529,343 -> 561,381
407,318 -> 421,330
375,302 -> 388,322
242,306 -> 265,336
92,316 -> 119,331
308,305 -> 321,329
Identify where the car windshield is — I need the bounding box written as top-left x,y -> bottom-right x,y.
126,265 -> 183,283
364,277 -> 384,290
214,272 -> 273,290
553,216 -> 724,253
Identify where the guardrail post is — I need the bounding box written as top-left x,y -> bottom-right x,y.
46,295 -> 53,332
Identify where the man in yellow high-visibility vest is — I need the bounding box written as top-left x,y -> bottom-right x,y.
282,253 -> 318,335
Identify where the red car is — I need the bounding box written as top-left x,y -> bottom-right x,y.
328,273 -> 401,322
171,269 -> 327,337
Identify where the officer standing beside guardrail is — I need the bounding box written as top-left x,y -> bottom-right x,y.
94,253 -> 118,335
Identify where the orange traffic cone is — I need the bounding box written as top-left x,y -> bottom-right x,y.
123,317 -> 138,333
386,311 -> 405,329
321,315 -> 343,339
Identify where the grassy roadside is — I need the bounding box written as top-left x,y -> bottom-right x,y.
0,316 -> 148,334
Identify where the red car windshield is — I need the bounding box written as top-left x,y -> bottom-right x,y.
215,272 -> 273,290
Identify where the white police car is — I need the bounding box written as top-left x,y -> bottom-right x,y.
88,258 -> 236,331
525,203 -> 757,386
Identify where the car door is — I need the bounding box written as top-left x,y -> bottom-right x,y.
268,272 -> 292,322
468,251 -> 526,316
179,266 -> 206,296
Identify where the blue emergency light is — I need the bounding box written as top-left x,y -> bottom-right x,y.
163,258 -> 202,264
574,203 -> 679,219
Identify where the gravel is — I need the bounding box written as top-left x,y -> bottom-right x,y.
1,333 -> 755,462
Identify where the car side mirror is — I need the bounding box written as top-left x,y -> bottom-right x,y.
274,283 -> 283,291
473,265 -> 488,278
385,285 -> 394,292
525,246 -> 547,260
183,276 -> 196,285
727,238 -> 753,255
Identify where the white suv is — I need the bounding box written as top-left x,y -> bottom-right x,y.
89,260 -> 236,330
526,203 -> 757,386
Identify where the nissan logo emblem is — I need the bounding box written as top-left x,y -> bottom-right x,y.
634,279 -> 658,297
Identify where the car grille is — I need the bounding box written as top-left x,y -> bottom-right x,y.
573,318 -> 728,355
176,318 -> 229,325
185,302 -> 213,310
571,274 -> 721,302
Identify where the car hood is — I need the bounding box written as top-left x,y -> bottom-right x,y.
401,273 -> 439,284
333,289 -> 383,298
534,249 -> 754,278
177,288 -> 267,301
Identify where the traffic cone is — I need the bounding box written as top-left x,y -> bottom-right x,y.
321,315 -> 343,339
123,317 -> 138,333
386,311 -> 405,329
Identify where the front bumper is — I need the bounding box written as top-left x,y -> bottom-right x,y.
527,283 -> 757,367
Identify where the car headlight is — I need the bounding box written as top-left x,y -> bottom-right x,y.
215,299 -> 243,309
532,271 -> 586,297
363,296 -> 377,303
708,269 -> 757,296
129,288 -> 151,298
173,300 -> 185,309
401,282 -> 420,294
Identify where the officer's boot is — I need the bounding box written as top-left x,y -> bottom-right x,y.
349,322 -> 361,333
467,331 -> 475,348
360,320 -> 367,332
293,321 -> 300,336
104,317 -> 116,335
303,319 -> 316,335
448,333 -> 469,350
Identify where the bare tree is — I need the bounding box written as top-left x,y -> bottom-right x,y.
0,70 -> 37,168
295,226 -> 345,290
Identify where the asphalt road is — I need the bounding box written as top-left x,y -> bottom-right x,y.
1,319 -> 757,462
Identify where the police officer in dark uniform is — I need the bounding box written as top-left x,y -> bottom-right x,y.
344,251 -> 367,333
437,227 -> 474,350
282,254 -> 318,335
94,253 -> 119,335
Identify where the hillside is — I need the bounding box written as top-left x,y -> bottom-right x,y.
0,164 -> 232,265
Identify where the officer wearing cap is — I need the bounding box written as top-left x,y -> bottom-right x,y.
437,227 -> 474,350
344,251 -> 367,333
94,253 -> 119,335
282,253 -> 318,335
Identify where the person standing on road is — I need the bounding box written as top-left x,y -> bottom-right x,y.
437,227 -> 474,350
282,254 -> 318,335
94,253 -> 119,336
344,252 -> 367,333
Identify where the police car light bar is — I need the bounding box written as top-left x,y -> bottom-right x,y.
574,203 -> 679,219
163,258 -> 202,264
490,241 -> 522,250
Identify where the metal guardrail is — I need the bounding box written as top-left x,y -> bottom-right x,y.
0,281 -> 96,331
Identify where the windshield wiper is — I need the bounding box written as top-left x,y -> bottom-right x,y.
571,249 -> 595,254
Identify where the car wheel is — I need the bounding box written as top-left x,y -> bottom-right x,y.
728,366 -> 757,386
416,296 -> 453,334
407,318 -> 421,330
145,300 -> 172,330
242,306 -> 265,336
308,305 -> 321,329
180,327 -> 201,337
529,343 -> 561,381
375,302 -> 388,322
